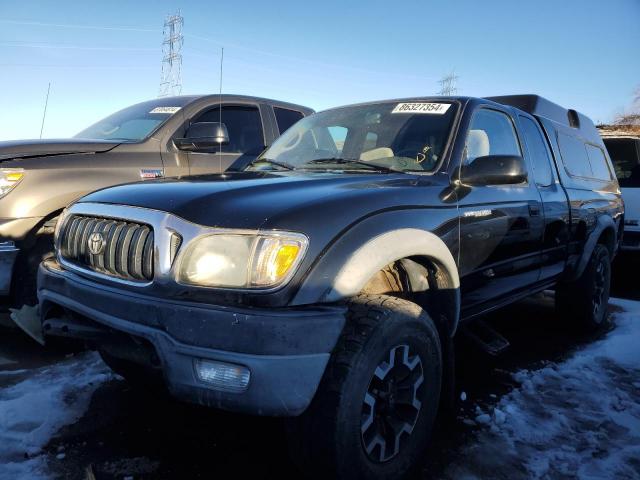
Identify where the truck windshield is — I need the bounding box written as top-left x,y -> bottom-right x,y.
74,98 -> 191,142
607,139 -> 640,188
254,101 -> 458,173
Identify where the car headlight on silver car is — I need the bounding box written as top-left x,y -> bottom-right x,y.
0,169 -> 24,198
177,231 -> 308,289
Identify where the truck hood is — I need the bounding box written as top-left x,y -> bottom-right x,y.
0,139 -> 120,161
79,171 -> 443,230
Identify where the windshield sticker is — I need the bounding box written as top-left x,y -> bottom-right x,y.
149,106 -> 181,114
391,103 -> 451,114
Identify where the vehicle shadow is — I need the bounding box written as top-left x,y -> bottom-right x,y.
46,258 -> 637,480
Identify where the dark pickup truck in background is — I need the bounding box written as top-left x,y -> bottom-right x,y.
39,95 -> 623,479
0,94 -> 313,307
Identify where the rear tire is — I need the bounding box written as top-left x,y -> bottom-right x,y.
556,243 -> 611,331
286,295 -> 442,479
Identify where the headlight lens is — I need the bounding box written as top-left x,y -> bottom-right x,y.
0,169 -> 24,198
177,232 -> 307,289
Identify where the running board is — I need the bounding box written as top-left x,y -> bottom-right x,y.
460,319 -> 510,356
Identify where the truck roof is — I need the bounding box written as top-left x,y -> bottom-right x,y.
487,94 -> 602,142
486,95 -> 587,128
160,94 -> 315,115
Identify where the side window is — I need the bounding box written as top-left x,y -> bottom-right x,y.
194,105 -> 264,154
519,116 -> 554,186
274,107 -> 304,134
363,132 -> 378,151
327,126 -> 348,153
464,109 -> 522,164
557,132 -> 591,178
585,144 -> 612,181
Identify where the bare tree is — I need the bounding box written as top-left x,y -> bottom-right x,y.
615,85 -> 640,125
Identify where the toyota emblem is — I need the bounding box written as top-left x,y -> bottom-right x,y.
88,232 -> 106,255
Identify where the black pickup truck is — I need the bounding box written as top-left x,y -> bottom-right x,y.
38,95 -> 623,479
0,94 -> 312,308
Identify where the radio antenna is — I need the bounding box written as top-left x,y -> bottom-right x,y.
39,82 -> 51,139
218,47 -> 224,173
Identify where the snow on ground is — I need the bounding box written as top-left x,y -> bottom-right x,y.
443,298 -> 640,480
0,352 -> 112,480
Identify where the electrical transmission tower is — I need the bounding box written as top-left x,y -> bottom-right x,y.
159,11 -> 184,97
438,71 -> 458,96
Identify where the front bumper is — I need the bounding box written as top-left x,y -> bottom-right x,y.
0,241 -> 19,295
38,260 -> 346,416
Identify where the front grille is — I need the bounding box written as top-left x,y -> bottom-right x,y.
59,215 -> 154,281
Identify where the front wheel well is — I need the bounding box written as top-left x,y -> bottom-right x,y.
596,227 -> 616,258
360,256 -> 458,339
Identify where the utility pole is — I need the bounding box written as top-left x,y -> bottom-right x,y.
438,71 -> 458,96
159,11 -> 184,97
39,82 -> 51,139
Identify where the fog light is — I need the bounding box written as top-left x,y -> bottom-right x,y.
194,359 -> 250,392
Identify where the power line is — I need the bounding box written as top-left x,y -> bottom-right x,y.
159,11 -> 184,97
0,19 -> 157,32
438,71 -> 459,96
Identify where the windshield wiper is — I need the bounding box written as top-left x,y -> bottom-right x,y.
247,158 -> 296,171
302,157 -> 404,173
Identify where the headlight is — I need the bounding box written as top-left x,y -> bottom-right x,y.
0,169 -> 24,198
177,231 -> 308,289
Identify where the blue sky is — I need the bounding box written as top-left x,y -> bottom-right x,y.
0,0 -> 638,140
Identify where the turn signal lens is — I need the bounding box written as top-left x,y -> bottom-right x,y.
251,237 -> 303,287
0,169 -> 24,198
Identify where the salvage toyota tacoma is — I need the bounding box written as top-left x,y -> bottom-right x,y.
38,95 -> 623,479
0,95 -> 312,309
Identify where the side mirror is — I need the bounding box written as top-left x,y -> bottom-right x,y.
461,154 -> 527,186
175,122 -> 230,151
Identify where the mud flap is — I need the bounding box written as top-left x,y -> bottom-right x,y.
9,305 -> 45,346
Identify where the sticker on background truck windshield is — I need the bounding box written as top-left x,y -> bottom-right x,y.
391,103 -> 451,114
149,106 -> 181,114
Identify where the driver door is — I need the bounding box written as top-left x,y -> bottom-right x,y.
457,107 -> 545,316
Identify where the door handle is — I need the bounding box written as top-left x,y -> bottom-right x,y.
528,204 -> 541,216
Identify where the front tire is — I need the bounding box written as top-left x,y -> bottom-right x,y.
556,243 -> 611,331
287,295 -> 442,479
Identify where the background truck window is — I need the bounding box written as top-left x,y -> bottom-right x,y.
607,139 -> 640,187
274,107 -> 304,134
196,105 -> 264,154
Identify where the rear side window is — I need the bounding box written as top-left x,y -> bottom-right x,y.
519,116 -> 554,186
557,132 -> 592,178
585,144 -> 612,181
196,105 -> 264,154
274,107 -> 304,134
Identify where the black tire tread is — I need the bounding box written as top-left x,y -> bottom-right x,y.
556,243 -> 611,331
287,294 -> 440,479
